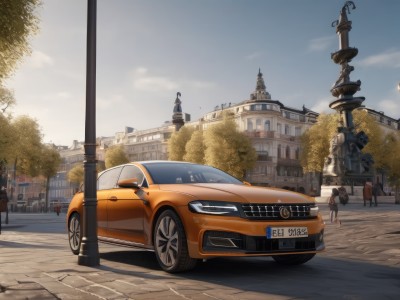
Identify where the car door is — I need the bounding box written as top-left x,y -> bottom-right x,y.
96,166 -> 123,238
106,164 -> 146,244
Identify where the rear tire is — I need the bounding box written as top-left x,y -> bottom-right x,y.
272,253 -> 315,265
154,210 -> 197,273
68,213 -> 81,255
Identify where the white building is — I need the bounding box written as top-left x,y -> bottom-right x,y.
49,70 -> 399,202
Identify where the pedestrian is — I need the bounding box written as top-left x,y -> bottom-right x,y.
328,188 -> 341,225
0,186 -> 9,234
372,181 -> 380,207
363,181 -> 373,207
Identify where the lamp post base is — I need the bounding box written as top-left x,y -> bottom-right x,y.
78,237 -> 100,266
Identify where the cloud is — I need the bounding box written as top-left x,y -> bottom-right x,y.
98,94 -> 125,110
132,68 -> 179,92
56,92 -> 71,99
358,50 -> 400,68
245,51 -> 264,61
378,99 -> 400,116
131,68 -> 215,93
311,98 -> 332,113
308,36 -> 336,52
27,50 -> 54,68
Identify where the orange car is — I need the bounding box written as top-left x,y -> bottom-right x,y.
67,161 -> 325,273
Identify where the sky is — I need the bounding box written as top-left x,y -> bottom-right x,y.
6,0 -> 400,146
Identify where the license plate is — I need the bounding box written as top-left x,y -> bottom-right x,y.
266,227 -> 308,239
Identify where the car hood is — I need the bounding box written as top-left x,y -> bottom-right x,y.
158,183 -> 315,204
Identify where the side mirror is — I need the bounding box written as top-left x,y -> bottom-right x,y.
118,178 -> 140,189
243,181 -> 251,186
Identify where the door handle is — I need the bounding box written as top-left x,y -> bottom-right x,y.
108,196 -> 118,201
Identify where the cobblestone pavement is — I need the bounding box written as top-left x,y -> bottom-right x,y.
0,203 -> 399,299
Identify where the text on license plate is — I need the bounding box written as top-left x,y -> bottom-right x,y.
266,227 -> 308,239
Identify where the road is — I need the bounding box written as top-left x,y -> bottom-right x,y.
0,203 -> 399,299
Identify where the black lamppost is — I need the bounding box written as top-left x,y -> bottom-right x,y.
78,0 -> 99,266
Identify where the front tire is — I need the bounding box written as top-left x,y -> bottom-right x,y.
154,210 -> 197,273
68,213 -> 81,255
272,253 -> 316,265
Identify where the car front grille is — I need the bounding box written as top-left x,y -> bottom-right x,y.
241,203 -> 315,220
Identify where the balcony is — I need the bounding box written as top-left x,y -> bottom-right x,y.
245,130 -> 275,138
277,158 -> 301,167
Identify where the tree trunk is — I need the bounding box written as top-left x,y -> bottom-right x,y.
45,176 -> 50,212
395,185 -> 400,204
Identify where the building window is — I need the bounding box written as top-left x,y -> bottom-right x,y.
285,124 -> 290,135
295,147 -> 300,160
278,144 -> 282,159
264,120 -> 271,131
256,119 -> 262,130
286,146 -> 290,159
247,119 -> 254,131
295,127 -> 301,136
277,123 -> 281,134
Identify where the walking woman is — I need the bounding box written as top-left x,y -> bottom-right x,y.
329,188 -> 341,225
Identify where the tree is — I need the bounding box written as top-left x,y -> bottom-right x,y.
0,114 -> 13,164
381,133 -> 400,204
0,85 -> 15,114
9,115 -> 43,177
168,126 -> 195,161
300,113 -> 339,173
183,130 -> 205,164
39,144 -> 61,211
353,109 -> 385,169
203,115 -> 257,180
0,0 -> 41,80
105,144 -> 129,169
68,164 -> 84,185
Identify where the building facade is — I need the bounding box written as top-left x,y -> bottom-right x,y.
15,70 -> 398,209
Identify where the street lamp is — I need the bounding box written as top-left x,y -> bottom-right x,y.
78,0 -> 99,266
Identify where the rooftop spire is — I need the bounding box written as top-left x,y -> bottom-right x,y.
250,68 -> 271,100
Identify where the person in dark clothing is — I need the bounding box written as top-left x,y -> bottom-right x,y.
372,182 -> 380,207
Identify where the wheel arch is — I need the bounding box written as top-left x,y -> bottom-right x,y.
151,205 -> 183,246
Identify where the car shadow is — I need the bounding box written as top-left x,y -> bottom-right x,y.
98,249 -> 400,298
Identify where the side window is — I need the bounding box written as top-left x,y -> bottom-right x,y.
118,165 -> 146,187
97,167 -> 123,190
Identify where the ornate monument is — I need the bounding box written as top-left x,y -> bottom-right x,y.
172,92 -> 184,131
322,1 -> 374,186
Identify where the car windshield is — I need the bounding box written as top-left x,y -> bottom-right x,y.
142,162 -> 243,185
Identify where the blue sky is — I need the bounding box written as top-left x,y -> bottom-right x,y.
6,0 -> 400,146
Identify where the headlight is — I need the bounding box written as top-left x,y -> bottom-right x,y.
189,201 -> 240,216
309,206 -> 319,217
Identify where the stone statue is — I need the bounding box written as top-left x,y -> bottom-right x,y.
173,92 -> 182,113
334,62 -> 354,87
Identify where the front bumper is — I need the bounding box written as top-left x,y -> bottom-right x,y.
202,230 -> 325,254
177,206 -> 325,259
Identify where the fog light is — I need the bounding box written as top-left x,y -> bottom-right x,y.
208,237 -> 238,248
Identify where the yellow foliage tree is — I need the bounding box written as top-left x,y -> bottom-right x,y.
183,130 -> 205,164
105,144 -> 129,169
203,115 -> 257,180
167,126 -> 195,161
353,109 -> 384,169
300,113 -> 339,173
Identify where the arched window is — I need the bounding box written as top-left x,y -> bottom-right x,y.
256,119 -> 262,130
295,147 -> 300,160
264,120 -> 271,131
286,145 -> 290,159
